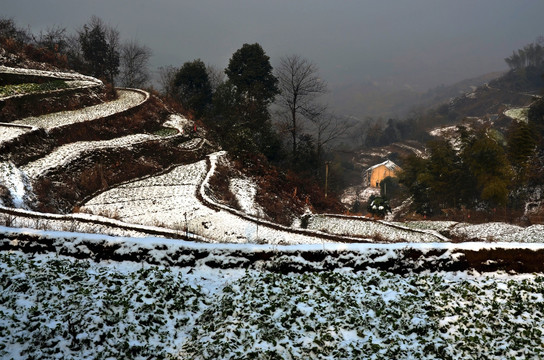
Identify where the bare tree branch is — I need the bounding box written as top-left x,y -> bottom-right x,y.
157,65 -> 178,98
311,112 -> 354,161
119,39 -> 152,88
276,54 -> 327,157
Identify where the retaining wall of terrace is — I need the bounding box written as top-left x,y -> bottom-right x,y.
1,89 -> 156,165
2,226 -> 544,274
0,85 -> 106,122
33,137 -> 215,213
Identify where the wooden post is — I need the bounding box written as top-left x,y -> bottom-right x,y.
184,212 -> 188,239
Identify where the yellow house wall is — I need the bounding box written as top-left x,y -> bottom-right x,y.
369,165 -> 398,187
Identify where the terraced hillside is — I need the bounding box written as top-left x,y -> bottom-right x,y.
2,59 -> 544,360
2,64 -> 544,248
0,65 -> 455,245
0,66 -> 215,217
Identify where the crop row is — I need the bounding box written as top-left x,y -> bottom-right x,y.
2,251 -> 544,359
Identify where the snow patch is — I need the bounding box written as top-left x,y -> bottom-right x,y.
504,107 -> 529,123
229,177 -> 264,217
0,161 -> 34,208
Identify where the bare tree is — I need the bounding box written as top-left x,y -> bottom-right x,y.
206,64 -> 225,93
37,25 -> 67,53
119,39 -> 152,88
104,23 -> 120,86
157,65 -> 178,98
0,17 -> 31,44
311,112 -> 354,163
276,54 -> 327,157
64,32 -> 86,72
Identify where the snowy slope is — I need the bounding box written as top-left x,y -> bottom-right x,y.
81,157 -> 340,245
0,162 -> 33,208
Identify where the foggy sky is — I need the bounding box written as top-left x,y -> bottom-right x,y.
3,0 -> 544,90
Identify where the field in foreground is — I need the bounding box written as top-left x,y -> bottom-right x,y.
1,251 -> 544,360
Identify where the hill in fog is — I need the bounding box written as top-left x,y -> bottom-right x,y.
327,71 -> 504,120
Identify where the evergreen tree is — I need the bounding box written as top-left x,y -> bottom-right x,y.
174,59 -> 213,118
221,43 -> 280,158
506,120 -> 537,181
398,154 -> 433,215
225,43 -> 279,105
78,16 -> 119,84
461,129 -> 513,207
425,139 -> 472,208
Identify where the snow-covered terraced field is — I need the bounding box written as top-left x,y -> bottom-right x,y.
82,158 -> 334,245
0,126 -> 31,145
0,65 -> 102,83
11,89 -> 147,130
0,211 -> 162,238
79,149 -> 544,244
450,222 -> 544,242
307,215 -> 446,242
82,160 -> 212,230
404,221 -> 544,243
21,133 -> 162,179
1,250 -> 544,360
0,79 -> 100,101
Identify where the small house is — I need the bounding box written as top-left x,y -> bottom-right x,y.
365,160 -> 401,188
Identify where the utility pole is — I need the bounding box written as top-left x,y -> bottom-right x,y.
184,212 -> 188,239
325,162 -> 330,198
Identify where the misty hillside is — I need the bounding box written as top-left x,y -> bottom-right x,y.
328,71 -> 504,120
343,42 -> 544,224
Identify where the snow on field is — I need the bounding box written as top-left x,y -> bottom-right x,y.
393,142 -> 427,158
1,250 -> 544,360
307,215 -> 447,242
163,114 -> 191,134
11,89 -> 147,130
21,133 -> 161,179
0,207 -> 185,238
404,221 -> 544,243
341,186 -> 380,206
229,177 -> 265,217
81,159 -> 214,229
429,124 -> 459,137
451,222 -> 544,242
404,220 -> 458,232
504,107 -> 529,123
82,153 -> 362,245
0,125 -> 33,144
